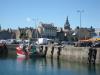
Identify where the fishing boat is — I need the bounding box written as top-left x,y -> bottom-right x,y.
28,45 -> 46,58
16,43 -> 46,58
16,44 -> 29,57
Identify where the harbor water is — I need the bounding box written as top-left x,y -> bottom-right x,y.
0,55 -> 100,75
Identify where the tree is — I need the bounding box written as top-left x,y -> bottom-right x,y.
20,32 -> 28,39
76,26 -> 79,29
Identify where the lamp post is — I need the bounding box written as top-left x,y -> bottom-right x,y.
77,10 -> 84,40
77,10 -> 84,28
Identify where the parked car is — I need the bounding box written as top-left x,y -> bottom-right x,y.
91,42 -> 100,47
6,39 -> 17,44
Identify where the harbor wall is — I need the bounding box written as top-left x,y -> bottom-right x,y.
7,44 -> 100,64
7,44 -> 16,57
45,45 -> 100,64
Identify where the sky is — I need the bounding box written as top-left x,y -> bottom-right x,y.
0,0 -> 100,29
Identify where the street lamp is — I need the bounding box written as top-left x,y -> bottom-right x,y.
77,10 -> 84,28
77,10 -> 84,40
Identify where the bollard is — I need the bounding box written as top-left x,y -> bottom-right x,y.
44,46 -> 48,57
57,46 -> 61,59
88,47 -> 93,64
40,46 -> 43,53
88,47 -> 97,64
51,46 -> 54,57
92,48 -> 97,64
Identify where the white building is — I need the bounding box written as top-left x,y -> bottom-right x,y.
95,28 -> 100,36
38,22 -> 57,39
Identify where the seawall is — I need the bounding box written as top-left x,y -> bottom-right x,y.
7,44 -> 16,57
44,45 -> 100,64
7,44 -> 100,64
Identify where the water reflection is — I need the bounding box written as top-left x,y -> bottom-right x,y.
0,55 -> 8,59
57,58 -> 61,69
0,52 -> 8,56
16,56 -> 62,72
16,56 -> 99,75
0,56 -> 100,75
88,64 -> 96,75
51,57 -> 54,68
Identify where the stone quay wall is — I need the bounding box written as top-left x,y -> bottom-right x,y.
44,45 -> 100,64
7,44 -> 100,64
7,44 -> 16,56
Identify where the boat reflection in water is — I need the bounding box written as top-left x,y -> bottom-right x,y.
0,55 -> 100,75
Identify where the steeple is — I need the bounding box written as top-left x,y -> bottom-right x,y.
64,16 -> 70,30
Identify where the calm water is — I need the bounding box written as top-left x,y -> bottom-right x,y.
0,56 -> 100,75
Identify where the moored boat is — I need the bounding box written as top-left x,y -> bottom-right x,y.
16,43 -> 46,58
16,45 -> 29,57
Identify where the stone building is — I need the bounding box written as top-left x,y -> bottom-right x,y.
0,28 -> 16,40
15,27 -> 37,40
16,27 -> 32,39
56,28 -> 64,42
74,26 -> 96,40
38,22 -> 57,39
95,28 -> 100,36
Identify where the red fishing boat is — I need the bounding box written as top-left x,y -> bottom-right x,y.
16,43 -> 46,58
16,44 -> 30,57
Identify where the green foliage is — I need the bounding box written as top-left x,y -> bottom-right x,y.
20,32 -> 28,39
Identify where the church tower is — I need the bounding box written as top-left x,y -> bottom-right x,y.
64,16 -> 70,30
